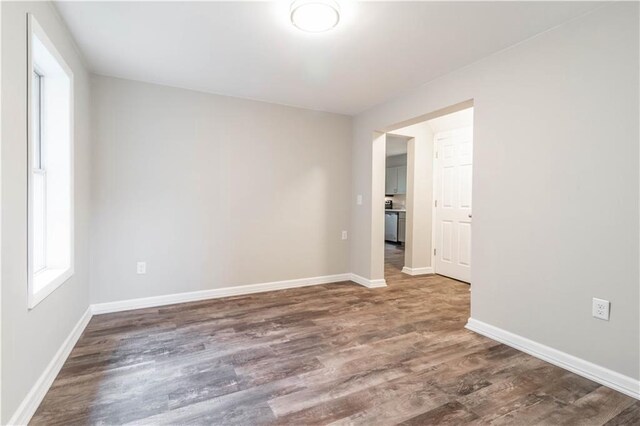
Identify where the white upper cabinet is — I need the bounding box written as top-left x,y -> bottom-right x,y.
385,168 -> 397,195
385,166 -> 407,195
397,166 -> 407,194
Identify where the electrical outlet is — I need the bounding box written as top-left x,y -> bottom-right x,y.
356,195 -> 363,205
342,231 -> 348,240
592,298 -> 610,321
137,262 -> 147,275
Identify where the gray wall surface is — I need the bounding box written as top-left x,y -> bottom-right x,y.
1,1 -> 92,422
90,75 -> 352,304
350,3 -> 639,380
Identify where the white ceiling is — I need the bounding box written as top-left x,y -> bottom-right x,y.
55,1 -> 602,115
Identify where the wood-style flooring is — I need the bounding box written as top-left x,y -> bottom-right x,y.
31,243 -> 639,425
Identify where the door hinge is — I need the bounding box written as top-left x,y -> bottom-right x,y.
434,248 -> 437,256
434,200 -> 438,207
435,151 -> 439,159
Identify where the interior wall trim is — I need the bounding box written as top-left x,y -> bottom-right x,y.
91,273 -> 355,315
466,318 -> 640,400
8,307 -> 93,426
349,273 -> 387,288
401,266 -> 434,276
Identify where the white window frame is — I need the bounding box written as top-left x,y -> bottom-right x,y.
27,14 -> 75,309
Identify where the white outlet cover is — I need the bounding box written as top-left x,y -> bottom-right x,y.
342,231 -> 348,240
356,195 -> 363,205
592,297 -> 610,321
137,262 -> 147,274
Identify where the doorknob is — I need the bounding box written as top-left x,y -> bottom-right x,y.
468,214 -> 472,218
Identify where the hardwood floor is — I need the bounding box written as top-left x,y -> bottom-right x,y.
31,244 -> 639,425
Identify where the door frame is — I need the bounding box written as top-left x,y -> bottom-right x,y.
431,137 -> 438,275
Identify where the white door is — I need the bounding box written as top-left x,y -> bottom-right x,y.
433,127 -> 473,282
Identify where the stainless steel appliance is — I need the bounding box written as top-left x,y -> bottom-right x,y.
385,212 -> 398,242
385,200 -> 393,209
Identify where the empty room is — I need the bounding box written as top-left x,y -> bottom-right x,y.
1,1 -> 639,425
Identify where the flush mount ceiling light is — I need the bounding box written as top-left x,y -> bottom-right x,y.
290,0 -> 340,33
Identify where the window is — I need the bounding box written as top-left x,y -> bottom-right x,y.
32,69 -> 46,274
28,15 -> 74,308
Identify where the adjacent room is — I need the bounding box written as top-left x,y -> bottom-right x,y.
2,1 -> 639,425
384,134 -> 409,275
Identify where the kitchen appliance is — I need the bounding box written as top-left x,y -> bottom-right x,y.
385,200 -> 393,210
385,212 -> 398,242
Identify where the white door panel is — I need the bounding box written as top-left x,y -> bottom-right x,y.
434,128 -> 473,282
459,165 -> 472,208
458,223 -> 471,266
441,221 -> 453,262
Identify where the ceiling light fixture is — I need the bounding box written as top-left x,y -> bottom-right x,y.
290,0 -> 340,33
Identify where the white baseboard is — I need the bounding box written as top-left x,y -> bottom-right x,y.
8,307 -> 93,426
401,266 -> 434,276
349,273 -> 387,288
466,318 -> 640,400
91,273 -> 353,314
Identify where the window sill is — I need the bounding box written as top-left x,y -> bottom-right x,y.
29,267 -> 74,309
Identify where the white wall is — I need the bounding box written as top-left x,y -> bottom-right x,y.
90,75 -> 352,304
427,107 -> 474,134
0,2 -> 3,421
1,1 -> 92,422
351,2 -> 639,380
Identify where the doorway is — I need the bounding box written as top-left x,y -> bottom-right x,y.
383,135 -> 410,275
380,104 -> 474,284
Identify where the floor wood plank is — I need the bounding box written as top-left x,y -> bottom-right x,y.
30,243 -> 639,425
